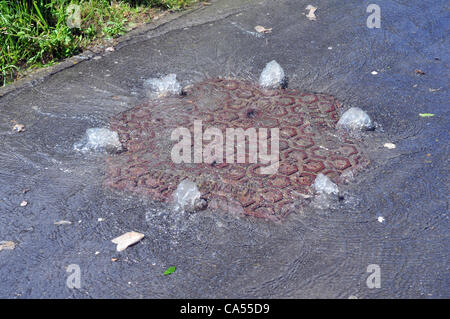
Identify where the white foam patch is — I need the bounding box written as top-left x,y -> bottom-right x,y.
337,107 -> 373,131
259,60 -> 286,88
74,128 -> 122,154
143,74 -> 182,98
314,173 -> 339,195
173,179 -> 202,213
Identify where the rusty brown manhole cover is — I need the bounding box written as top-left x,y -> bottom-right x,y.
105,79 -> 368,221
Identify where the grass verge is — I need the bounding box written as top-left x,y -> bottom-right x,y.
0,0 -> 196,86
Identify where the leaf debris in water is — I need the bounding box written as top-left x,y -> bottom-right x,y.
54,220 -> 72,225
254,25 -> 272,33
13,124 -> 25,132
164,266 -> 176,276
419,113 -> 435,117
0,241 -> 16,251
414,69 -> 425,75
305,5 -> 317,21
111,231 -> 144,252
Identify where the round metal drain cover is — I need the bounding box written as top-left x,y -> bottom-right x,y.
105,79 -> 368,221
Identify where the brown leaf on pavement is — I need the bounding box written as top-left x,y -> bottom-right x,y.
254,25 -> 272,33
414,69 -> 425,75
111,231 -> 144,252
0,241 -> 15,251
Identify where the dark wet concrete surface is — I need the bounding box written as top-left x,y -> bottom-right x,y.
0,0 -> 448,298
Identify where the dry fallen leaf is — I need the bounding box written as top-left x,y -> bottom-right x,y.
105,47 -> 114,52
305,5 -> 317,21
13,124 -> 25,132
111,257 -> 119,262
111,231 -> 144,252
0,241 -> 15,251
54,220 -> 72,225
254,25 -> 272,33
415,69 -> 425,75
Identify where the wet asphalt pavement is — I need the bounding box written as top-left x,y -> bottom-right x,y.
0,0 -> 448,298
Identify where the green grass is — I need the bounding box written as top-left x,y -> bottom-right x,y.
0,0 -> 195,86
